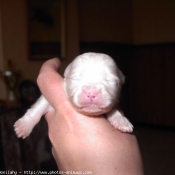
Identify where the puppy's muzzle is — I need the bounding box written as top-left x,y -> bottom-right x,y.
78,85 -> 103,107
83,85 -> 101,101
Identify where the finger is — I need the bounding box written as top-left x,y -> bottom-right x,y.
37,59 -> 66,110
45,110 -> 55,123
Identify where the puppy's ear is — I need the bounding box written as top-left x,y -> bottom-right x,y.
117,69 -> 125,85
63,63 -> 72,78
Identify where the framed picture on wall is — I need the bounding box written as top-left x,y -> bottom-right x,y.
27,0 -> 66,60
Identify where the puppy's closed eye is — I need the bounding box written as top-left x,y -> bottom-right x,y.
70,77 -> 80,81
105,78 -> 117,82
66,76 -> 80,81
105,76 -> 119,84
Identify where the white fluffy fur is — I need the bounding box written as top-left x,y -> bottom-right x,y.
14,53 -> 133,139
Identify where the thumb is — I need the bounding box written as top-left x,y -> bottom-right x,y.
45,110 -> 55,124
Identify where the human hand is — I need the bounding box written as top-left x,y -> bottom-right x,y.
37,58 -> 144,175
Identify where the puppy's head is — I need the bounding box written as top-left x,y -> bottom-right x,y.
64,52 -> 125,115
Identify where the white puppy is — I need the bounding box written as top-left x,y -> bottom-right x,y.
14,53 -> 133,139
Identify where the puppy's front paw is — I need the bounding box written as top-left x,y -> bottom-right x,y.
107,110 -> 133,132
14,118 -> 33,139
112,116 -> 133,132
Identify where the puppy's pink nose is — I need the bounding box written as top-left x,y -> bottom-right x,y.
83,86 -> 100,100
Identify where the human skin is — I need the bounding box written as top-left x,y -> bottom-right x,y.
37,58 -> 144,175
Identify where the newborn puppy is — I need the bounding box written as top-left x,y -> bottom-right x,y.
14,53 -> 133,139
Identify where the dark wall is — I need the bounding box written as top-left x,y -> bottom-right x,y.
130,44 -> 175,126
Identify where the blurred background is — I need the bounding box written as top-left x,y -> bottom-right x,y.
0,0 -> 175,174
